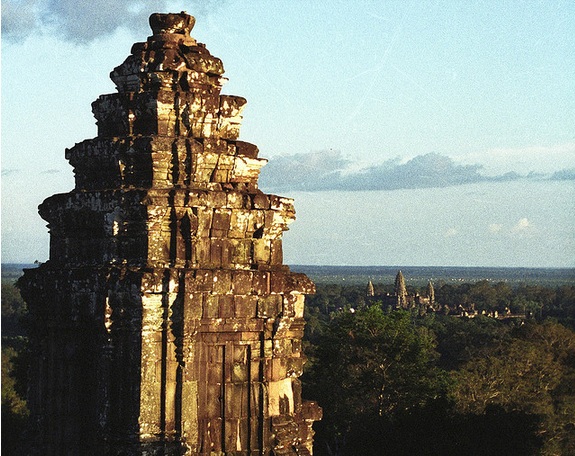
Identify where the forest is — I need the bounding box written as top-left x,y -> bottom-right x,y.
302,280 -> 575,455
2,277 -> 575,455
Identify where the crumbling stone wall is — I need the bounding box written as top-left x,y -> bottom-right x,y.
19,12 -> 320,455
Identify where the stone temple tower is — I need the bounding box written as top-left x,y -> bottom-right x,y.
19,12 -> 320,455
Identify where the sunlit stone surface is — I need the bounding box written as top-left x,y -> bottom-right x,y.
19,12 -> 320,455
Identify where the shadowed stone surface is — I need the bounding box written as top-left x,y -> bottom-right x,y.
19,12 -> 320,455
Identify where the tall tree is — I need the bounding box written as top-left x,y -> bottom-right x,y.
452,321 -> 575,455
304,307 -> 449,453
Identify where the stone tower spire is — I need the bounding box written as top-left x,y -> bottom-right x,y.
394,270 -> 407,309
366,280 -> 375,297
19,12 -> 320,455
426,280 -> 435,305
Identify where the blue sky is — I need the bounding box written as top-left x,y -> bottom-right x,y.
2,0 -> 574,267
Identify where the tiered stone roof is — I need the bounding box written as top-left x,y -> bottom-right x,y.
20,12 -> 320,455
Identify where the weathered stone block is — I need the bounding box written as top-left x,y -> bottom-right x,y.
252,271 -> 270,295
253,238 -> 272,264
218,295 -> 234,318
257,295 -> 282,318
233,296 -> 257,318
231,270 -> 252,295
184,292 -> 204,320
203,295 -> 219,318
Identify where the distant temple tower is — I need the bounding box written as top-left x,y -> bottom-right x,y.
19,12 -> 320,455
394,270 -> 408,309
426,280 -> 435,305
366,280 -> 375,297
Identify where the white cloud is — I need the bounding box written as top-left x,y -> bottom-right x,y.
459,142 -> 575,176
260,152 -> 500,192
260,150 -> 575,193
444,228 -> 458,237
512,217 -> 533,233
1,0 -> 229,43
0,0 -> 42,41
488,223 -> 503,233
488,220 -> 534,236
